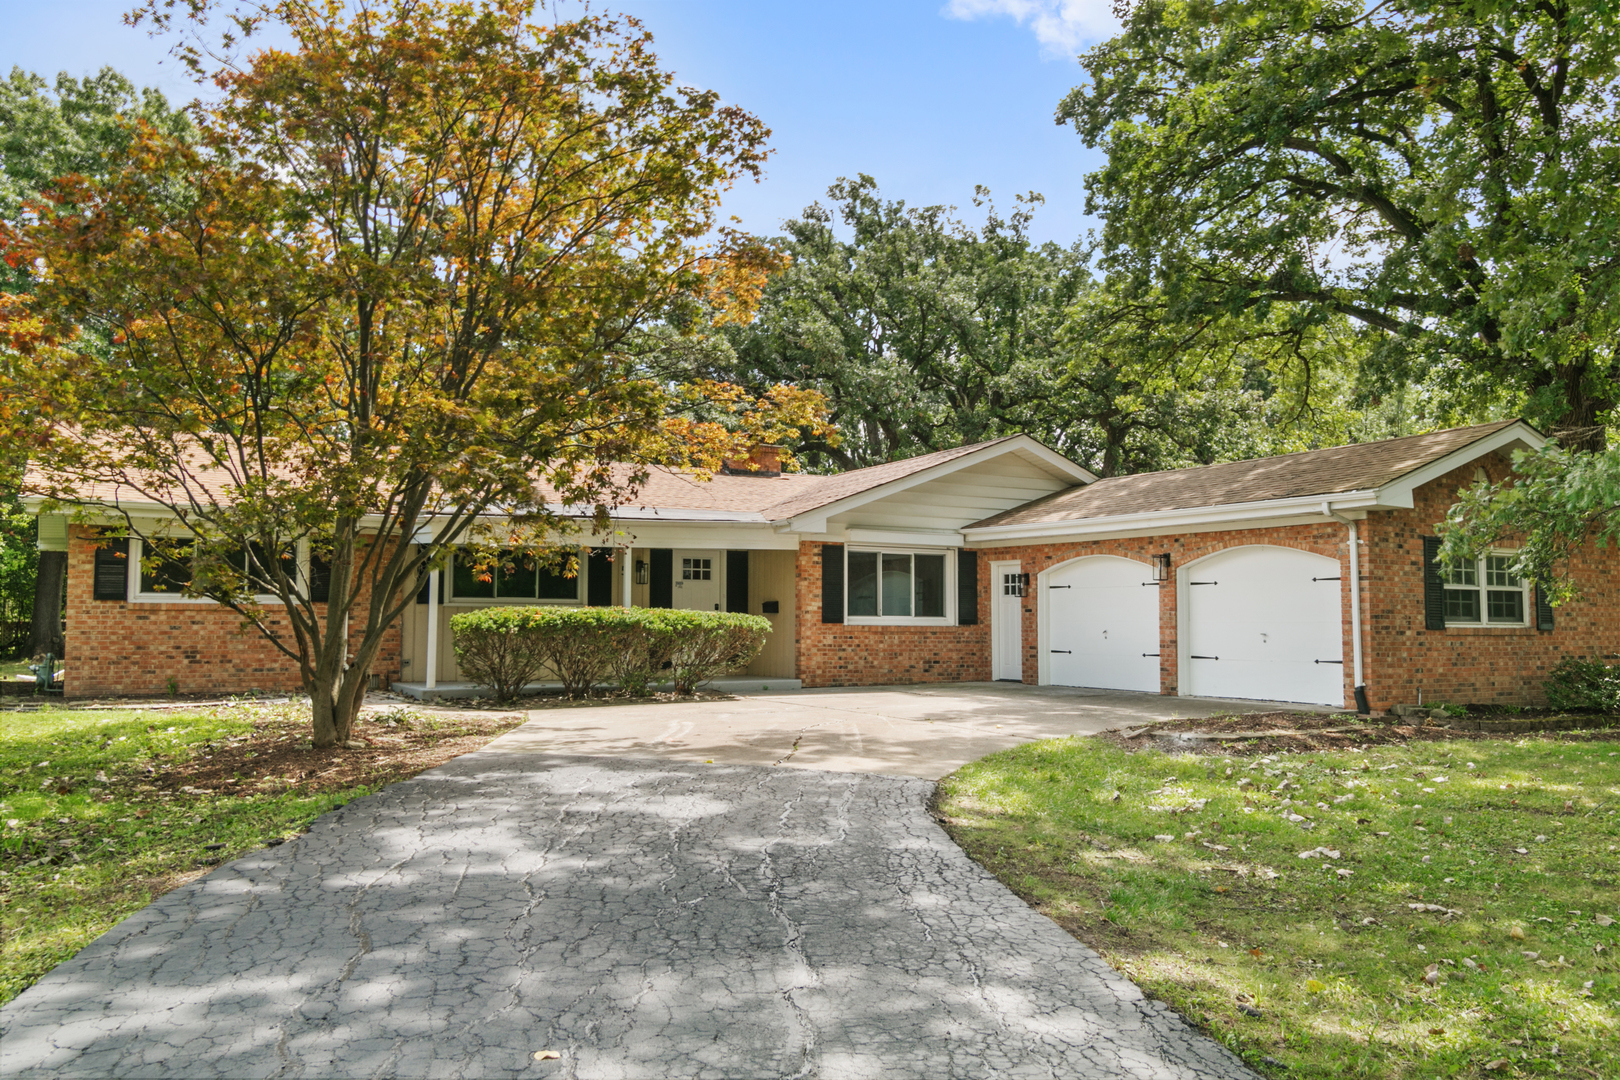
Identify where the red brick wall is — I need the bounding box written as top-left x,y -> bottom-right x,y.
1361,456 -> 1619,708
793,542 -> 991,688
63,526 -> 403,699
963,452 -> 1618,710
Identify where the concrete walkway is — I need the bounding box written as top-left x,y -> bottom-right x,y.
480,681 -> 1333,779
0,754 -> 1256,1079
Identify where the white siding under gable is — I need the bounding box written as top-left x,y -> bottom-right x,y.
827,449 -> 1080,535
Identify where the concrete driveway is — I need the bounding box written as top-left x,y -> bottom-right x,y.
0,754 -> 1255,1080
482,681 -> 1332,779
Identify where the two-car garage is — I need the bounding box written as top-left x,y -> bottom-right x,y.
1039,546 -> 1347,707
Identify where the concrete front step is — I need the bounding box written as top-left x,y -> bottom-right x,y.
391,676 -> 803,701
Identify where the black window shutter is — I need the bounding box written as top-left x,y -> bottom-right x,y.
726,550 -> 749,613
821,544 -> 844,624
1421,536 -> 1446,631
414,547 -> 443,605
308,553 -> 331,603
1534,585 -> 1555,631
649,549 -> 673,608
93,538 -> 130,601
587,548 -> 613,607
956,550 -> 979,625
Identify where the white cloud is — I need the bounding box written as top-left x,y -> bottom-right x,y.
943,0 -> 1120,56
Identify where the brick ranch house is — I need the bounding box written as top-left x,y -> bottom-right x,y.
24,419 -> 1618,710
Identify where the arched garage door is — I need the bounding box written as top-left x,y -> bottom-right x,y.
1045,556 -> 1160,693
1182,546 -> 1344,706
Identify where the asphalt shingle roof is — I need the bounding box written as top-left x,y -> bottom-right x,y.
968,421 -> 1524,530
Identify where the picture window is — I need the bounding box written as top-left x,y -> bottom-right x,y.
847,549 -> 948,621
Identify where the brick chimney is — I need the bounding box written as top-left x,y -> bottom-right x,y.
721,444 -> 783,476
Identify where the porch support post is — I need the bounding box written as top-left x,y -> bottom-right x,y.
621,547 -> 633,608
426,568 -> 440,690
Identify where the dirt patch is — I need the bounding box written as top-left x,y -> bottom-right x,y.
140,709 -> 531,798
1102,710 -> 1620,756
396,688 -> 736,712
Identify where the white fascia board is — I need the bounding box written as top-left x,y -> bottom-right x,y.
962,490 -> 1384,545
591,522 -> 800,551
783,435 -> 1094,533
845,526 -> 965,548
1369,421 -> 1545,508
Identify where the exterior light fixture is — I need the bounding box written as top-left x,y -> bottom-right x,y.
1151,553 -> 1171,581
634,559 -> 649,585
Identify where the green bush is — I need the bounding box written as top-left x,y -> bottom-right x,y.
449,607 -> 771,700
448,607 -> 552,702
667,610 -> 771,694
1543,656 -> 1620,712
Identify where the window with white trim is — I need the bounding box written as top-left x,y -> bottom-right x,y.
846,549 -> 949,623
449,548 -> 580,604
1443,552 -> 1529,625
133,538 -> 297,600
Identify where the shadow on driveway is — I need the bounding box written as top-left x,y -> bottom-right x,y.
1,752 -> 1256,1079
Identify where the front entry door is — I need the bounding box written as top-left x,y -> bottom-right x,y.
672,549 -> 722,611
991,560 -> 1024,681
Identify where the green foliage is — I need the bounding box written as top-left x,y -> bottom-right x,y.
653,175 -> 1331,477
446,607 -> 555,702
0,495 -> 36,655
1061,0 -> 1620,450
0,704 -> 362,1005
1544,657 -> 1620,713
1438,443 -> 1620,600
450,607 -> 770,700
938,734 -> 1620,1078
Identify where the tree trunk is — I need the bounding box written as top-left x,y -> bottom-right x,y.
28,550 -> 66,658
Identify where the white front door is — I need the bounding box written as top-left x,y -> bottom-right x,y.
672,549 -> 722,611
991,561 -> 1024,681
1045,556 -> 1161,693
1182,546 -> 1345,706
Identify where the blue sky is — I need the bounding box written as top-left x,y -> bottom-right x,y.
2,0 -> 1119,245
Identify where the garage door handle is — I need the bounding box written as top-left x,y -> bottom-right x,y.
1191,654 -> 1219,660
1050,649 -> 1072,654
1141,652 -> 1160,657
1314,659 -> 1344,664
1190,581 -> 1218,586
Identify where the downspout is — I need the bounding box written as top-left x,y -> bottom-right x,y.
1324,504 -> 1369,714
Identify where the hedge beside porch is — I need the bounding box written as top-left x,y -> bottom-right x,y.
449,607 -> 770,701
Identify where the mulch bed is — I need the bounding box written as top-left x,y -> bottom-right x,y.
1102,710 -> 1620,756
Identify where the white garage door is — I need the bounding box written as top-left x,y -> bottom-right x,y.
1045,557 -> 1161,693
1182,546 -> 1344,706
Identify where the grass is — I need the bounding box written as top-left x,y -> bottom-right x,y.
0,700 -> 526,1005
936,732 -> 1620,1079
1,659 -> 31,679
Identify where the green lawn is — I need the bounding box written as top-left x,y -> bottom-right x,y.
1,659 -> 31,679
937,733 -> 1620,1079
0,703 -> 370,1004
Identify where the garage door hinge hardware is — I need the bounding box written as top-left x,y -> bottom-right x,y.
1141,581 -> 1161,587
1312,576 -> 1341,582
1142,652 -> 1160,657
1314,659 -> 1344,664
1048,585 -> 1071,589
1190,581 -> 1218,586
1191,654 -> 1219,660
1050,649 -> 1072,654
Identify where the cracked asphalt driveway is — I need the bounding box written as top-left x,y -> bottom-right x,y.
1,753 -> 1256,1079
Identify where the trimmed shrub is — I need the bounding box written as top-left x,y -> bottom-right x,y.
1544,656 -> 1620,712
667,610 -> 770,694
449,606 -> 772,700
448,607 -> 552,702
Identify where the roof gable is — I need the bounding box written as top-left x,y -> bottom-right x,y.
968,420 -> 1538,532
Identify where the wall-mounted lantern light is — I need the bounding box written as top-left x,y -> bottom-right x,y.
1151,553 -> 1172,581
634,559 -> 649,585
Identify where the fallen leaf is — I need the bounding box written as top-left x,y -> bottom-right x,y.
1429,1028 -> 1446,1036
1305,979 -> 1326,993
533,1050 -> 562,1061
1484,1059 -> 1510,1071
1509,926 -> 1526,940
1249,947 -> 1264,958
1596,914 -> 1615,927
1154,834 -> 1175,842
